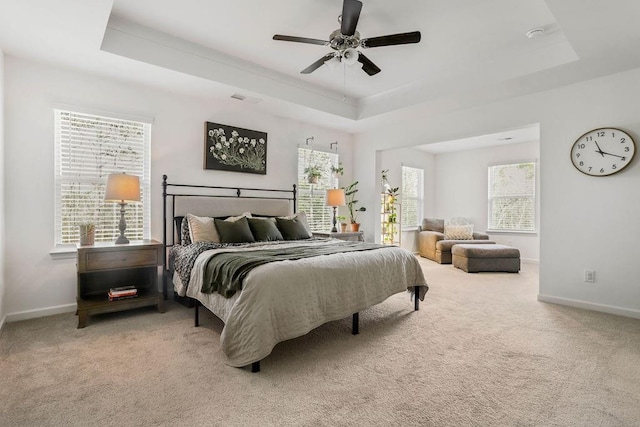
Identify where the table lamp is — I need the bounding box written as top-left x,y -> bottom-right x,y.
325,188 -> 346,233
105,173 -> 140,244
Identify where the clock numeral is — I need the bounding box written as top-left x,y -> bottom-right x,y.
597,131 -> 605,137
588,167 -> 592,172
612,164 -> 617,169
625,147 -> 629,152
579,161 -> 584,166
620,138 -> 626,143
577,143 -> 586,149
585,136 -> 592,142
600,168 -> 605,173
622,157 -> 627,161
576,153 -> 580,158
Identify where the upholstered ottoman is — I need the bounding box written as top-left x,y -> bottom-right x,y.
452,244 -> 520,273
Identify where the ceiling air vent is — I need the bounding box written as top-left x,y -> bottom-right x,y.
230,93 -> 262,104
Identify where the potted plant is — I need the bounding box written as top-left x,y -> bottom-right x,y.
336,215 -> 348,232
343,181 -> 367,232
331,162 -> 344,178
385,185 -> 400,211
304,165 -> 323,184
381,169 -> 391,192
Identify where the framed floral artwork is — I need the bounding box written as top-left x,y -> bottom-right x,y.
204,122 -> 267,174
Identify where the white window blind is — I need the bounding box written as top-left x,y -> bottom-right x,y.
488,162 -> 536,232
401,166 -> 424,229
297,147 -> 339,232
54,109 -> 151,245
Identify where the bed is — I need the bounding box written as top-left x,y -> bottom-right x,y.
162,175 -> 428,372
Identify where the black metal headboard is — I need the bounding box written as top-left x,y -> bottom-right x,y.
161,174 -> 297,299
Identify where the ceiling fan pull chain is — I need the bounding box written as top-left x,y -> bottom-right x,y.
343,63 -> 347,102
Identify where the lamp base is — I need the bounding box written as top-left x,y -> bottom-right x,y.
114,235 -> 130,245
331,206 -> 338,233
114,202 -> 130,244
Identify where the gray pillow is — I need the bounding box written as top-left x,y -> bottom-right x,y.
214,217 -> 256,243
422,218 -> 445,233
248,217 -> 283,242
276,217 -> 312,240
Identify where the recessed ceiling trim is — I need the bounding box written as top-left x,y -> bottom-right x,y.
101,16 -> 358,120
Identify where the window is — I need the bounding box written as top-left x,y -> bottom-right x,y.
488,161 -> 536,232
297,147 -> 339,232
54,109 -> 151,245
401,166 -> 424,229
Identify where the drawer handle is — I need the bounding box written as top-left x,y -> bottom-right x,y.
121,257 -> 127,262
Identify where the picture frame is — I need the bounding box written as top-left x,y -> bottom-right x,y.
204,122 -> 267,174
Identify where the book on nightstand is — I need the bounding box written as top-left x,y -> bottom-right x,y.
108,286 -> 138,301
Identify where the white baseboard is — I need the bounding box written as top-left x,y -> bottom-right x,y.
537,294 -> 640,320
0,315 -> 6,337
522,258 -> 539,264
6,303 -> 76,323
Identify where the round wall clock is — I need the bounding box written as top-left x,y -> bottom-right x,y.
570,127 -> 636,176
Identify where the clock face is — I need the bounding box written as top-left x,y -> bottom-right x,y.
570,128 -> 636,176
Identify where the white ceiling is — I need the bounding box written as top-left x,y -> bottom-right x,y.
1,0 -> 640,138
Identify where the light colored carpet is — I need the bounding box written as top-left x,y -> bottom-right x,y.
1,259 -> 639,426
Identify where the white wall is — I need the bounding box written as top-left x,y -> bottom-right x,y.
433,140 -> 540,262
0,49 -> 5,329
354,67 -> 640,319
3,56 -> 354,319
378,147 -> 435,252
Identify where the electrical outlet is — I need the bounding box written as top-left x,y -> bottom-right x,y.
584,270 -> 595,283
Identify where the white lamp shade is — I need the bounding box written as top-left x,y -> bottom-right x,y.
342,48 -> 359,66
326,188 -> 346,207
105,173 -> 141,202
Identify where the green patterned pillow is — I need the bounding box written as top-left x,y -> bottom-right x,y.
214,217 -> 256,243
247,217 -> 283,241
276,216 -> 312,240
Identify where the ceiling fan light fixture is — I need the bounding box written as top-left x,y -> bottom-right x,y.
342,48 -> 359,65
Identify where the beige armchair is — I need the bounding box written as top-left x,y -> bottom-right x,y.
418,218 -> 493,264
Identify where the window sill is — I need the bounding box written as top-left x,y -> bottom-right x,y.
401,227 -> 420,232
49,246 -> 77,260
486,230 -> 537,236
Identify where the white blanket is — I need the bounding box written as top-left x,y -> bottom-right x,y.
181,239 -> 427,367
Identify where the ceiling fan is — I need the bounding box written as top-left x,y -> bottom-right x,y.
273,0 -> 421,76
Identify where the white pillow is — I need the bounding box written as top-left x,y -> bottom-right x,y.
444,224 -> 474,240
187,214 -> 219,244
186,212 -> 252,244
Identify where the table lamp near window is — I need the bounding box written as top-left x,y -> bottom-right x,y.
105,173 -> 140,244
325,188 -> 346,233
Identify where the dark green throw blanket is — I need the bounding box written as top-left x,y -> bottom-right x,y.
202,241 -> 388,298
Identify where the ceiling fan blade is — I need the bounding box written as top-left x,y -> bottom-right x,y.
341,0 -> 362,36
357,52 -> 381,76
361,31 -> 421,48
301,53 -> 335,74
273,35 -> 328,46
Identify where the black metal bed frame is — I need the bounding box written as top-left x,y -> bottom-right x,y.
161,174 -> 297,299
161,174 -> 419,373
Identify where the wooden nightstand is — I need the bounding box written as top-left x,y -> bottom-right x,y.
313,231 -> 365,242
76,240 -> 165,328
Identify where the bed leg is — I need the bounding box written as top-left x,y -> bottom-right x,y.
414,286 -> 420,311
194,299 -> 200,327
251,361 -> 260,373
352,312 -> 359,335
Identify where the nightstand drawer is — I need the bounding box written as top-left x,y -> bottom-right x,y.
84,248 -> 160,271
